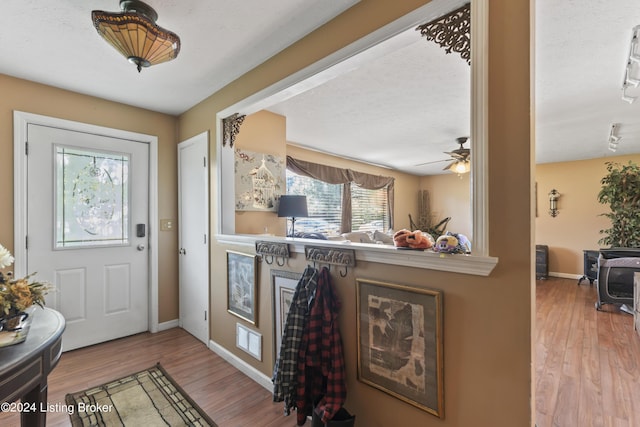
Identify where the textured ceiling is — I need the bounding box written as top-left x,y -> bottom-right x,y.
1,1 -> 639,175
0,0 -> 358,115
266,26 -> 470,175
266,0 -> 640,175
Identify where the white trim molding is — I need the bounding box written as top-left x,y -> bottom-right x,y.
12,111 -> 160,334
214,0 -> 496,276
209,339 -> 273,391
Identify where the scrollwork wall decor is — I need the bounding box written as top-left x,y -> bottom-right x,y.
222,113 -> 246,147
255,240 -> 290,266
304,246 -> 356,277
416,3 -> 471,65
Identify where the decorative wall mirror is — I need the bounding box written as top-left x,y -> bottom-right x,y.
216,0 -> 494,274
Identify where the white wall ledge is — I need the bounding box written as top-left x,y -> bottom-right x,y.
216,234 -> 498,276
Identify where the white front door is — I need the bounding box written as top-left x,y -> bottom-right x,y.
178,132 -> 209,344
26,123 -> 150,351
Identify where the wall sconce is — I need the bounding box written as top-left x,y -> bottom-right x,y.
548,189 -> 560,217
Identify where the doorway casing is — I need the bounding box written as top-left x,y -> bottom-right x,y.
12,111 -> 160,333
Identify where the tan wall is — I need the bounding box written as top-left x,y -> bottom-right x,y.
178,0 -> 533,426
0,74 -> 180,323
234,110 -> 288,235
233,110 -> 422,235
535,154 -> 640,275
420,173 -> 472,237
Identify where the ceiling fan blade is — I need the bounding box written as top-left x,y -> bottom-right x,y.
416,137 -> 471,168
414,158 -> 450,167
445,151 -> 465,160
442,160 -> 456,171
445,149 -> 470,159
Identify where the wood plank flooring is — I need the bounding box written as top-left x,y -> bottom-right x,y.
536,277 -> 640,426
0,328 -> 293,427
0,277 -> 638,426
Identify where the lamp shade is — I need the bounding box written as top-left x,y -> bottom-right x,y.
92,0 -> 181,72
277,195 -> 308,218
447,160 -> 470,174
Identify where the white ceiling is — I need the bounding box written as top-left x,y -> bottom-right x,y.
0,0 -> 358,115
2,1 -> 639,175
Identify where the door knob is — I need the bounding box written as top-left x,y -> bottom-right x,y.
137,244 -> 145,251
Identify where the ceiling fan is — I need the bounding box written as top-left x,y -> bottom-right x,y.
416,136 -> 470,173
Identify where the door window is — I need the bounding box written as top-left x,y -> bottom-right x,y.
55,146 -> 130,248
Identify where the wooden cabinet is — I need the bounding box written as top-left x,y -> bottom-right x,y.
0,308 -> 65,427
536,245 -> 548,279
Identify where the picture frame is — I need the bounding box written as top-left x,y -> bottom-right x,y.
356,278 -> 444,418
270,270 -> 301,360
234,148 -> 285,212
227,250 -> 258,325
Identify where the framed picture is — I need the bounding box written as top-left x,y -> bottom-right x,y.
234,148 -> 285,211
227,250 -> 258,325
270,270 -> 301,360
356,278 -> 444,418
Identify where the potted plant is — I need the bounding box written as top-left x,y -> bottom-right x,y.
597,161 -> 640,248
0,244 -> 52,339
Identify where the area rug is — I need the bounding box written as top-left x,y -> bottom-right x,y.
65,363 -> 217,427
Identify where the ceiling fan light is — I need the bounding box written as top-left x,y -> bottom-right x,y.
92,0 -> 181,72
449,160 -> 470,174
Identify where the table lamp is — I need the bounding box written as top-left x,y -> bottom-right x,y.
277,195 -> 308,237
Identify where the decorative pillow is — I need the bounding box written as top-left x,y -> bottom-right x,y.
373,230 -> 394,245
326,235 -> 347,241
341,232 -> 374,244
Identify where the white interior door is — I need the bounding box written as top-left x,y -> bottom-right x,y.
26,123 -> 150,351
178,132 -> 209,344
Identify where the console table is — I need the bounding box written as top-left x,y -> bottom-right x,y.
0,308 -> 65,427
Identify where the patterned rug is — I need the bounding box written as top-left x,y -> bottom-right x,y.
65,363 -> 216,427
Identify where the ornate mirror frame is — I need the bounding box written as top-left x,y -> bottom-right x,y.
215,0 -> 497,276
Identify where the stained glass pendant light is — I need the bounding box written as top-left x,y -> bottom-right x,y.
92,0 -> 181,72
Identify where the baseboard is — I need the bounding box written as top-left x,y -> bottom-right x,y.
208,339 -> 273,391
548,272 -> 581,280
157,319 -> 180,331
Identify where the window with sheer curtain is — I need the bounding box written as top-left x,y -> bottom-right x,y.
285,156 -> 393,234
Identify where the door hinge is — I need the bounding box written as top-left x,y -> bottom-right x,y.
204,310 -> 207,321
203,157 -> 207,167
204,234 -> 207,244
25,235 -> 28,250
25,141 -> 29,155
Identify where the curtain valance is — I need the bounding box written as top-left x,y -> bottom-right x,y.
286,156 -> 394,232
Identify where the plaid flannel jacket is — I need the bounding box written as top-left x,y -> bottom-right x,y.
295,266 -> 347,425
272,266 -> 318,415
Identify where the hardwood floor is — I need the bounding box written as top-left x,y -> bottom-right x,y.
536,277 -> 640,426
0,328 -> 293,427
1,277 -> 637,426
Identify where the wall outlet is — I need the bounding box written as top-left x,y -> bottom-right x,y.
160,219 -> 174,231
236,323 -> 262,361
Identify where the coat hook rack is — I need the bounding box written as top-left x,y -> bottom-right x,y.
255,241 -> 290,266
304,246 -> 356,277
